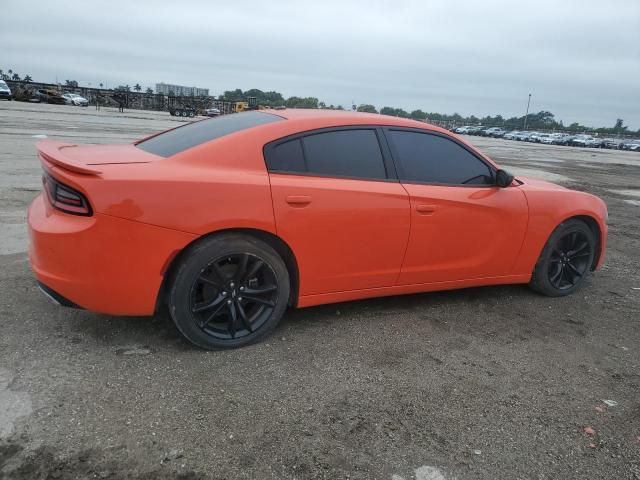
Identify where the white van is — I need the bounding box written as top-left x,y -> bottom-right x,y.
0,80 -> 12,100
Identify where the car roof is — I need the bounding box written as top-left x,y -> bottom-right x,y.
264,108 -> 449,134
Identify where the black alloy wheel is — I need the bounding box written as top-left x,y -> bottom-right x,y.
530,219 -> 596,296
190,253 -> 278,341
547,231 -> 592,290
169,234 -> 290,349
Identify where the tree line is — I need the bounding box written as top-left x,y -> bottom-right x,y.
0,68 -> 32,83
223,89 -> 636,135
356,105 -> 636,135
2,65 -> 635,134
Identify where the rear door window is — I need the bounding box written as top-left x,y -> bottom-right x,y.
265,128 -> 388,180
266,138 -> 305,172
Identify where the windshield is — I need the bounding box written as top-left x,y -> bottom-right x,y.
0,81 -> 8,88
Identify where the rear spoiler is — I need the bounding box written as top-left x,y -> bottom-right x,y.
37,140 -> 102,175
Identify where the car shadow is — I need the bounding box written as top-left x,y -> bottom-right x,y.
39,281 -> 586,353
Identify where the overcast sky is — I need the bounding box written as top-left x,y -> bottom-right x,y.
2,0 -> 639,128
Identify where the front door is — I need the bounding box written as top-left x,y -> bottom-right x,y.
383,128 -> 529,285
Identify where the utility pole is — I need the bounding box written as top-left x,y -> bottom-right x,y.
523,93 -> 532,130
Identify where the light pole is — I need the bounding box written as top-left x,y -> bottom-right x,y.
523,93 -> 532,130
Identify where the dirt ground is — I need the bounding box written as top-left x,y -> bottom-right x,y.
0,102 -> 639,480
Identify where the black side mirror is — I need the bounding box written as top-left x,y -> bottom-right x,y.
495,169 -> 514,188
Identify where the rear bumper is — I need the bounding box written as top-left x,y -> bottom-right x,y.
28,194 -> 197,316
37,281 -> 82,308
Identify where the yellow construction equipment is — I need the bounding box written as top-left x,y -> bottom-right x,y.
232,96 -> 267,113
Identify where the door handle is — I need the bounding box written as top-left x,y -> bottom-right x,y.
416,204 -> 436,215
285,195 -> 312,206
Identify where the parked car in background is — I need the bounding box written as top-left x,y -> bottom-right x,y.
568,134 -> 589,147
62,93 -> 89,106
525,132 -> 541,142
603,138 -> 624,149
0,80 -> 12,100
569,135 -> 595,147
550,133 -> 571,145
482,127 -> 506,138
537,134 -> 555,144
586,137 -> 605,148
454,126 -> 472,134
204,107 -> 221,117
514,131 -> 531,141
503,131 -> 520,140
467,126 -> 485,135
34,89 -> 66,104
621,140 -> 640,151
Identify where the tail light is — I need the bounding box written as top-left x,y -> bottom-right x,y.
42,173 -> 92,216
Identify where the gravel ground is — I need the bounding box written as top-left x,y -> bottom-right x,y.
0,102 -> 639,480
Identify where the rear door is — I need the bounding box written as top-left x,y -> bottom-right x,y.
265,127 -> 411,296
384,128 -> 529,285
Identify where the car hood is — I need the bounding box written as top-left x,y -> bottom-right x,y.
516,176 -> 568,191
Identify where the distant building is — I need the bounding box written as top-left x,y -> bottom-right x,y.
155,83 -> 209,97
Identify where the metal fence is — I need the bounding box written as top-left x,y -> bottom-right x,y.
4,80 -> 234,113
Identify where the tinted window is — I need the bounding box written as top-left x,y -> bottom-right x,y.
388,130 -> 492,185
137,111 -> 282,157
266,138 -> 305,172
302,130 -> 386,179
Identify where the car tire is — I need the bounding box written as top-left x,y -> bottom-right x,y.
168,234 -> 290,349
529,219 -> 596,297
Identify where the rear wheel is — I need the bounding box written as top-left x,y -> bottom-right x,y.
168,234 -> 290,349
529,219 -> 595,296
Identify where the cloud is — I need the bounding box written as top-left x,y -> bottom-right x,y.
2,0 -> 639,128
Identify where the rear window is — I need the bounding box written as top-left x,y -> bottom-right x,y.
137,111 -> 282,157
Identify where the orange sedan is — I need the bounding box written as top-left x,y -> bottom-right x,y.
28,110 -> 608,349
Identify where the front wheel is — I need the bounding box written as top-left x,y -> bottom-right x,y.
168,234 -> 290,349
529,219 -> 596,296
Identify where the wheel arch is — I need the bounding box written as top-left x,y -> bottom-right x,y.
568,214 -> 602,271
155,228 -> 300,314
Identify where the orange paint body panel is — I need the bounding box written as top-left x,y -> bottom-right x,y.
270,174 -> 410,295
398,184 -> 529,284
28,194 -> 196,315
27,109 -> 608,316
512,177 -> 608,272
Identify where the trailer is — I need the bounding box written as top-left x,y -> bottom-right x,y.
169,105 -> 196,117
